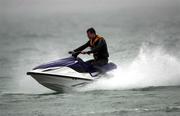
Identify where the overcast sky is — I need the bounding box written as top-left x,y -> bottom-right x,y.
1,0 -> 180,15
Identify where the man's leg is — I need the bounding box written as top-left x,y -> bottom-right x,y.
93,59 -> 108,66
93,59 -> 108,73
85,59 -> 94,65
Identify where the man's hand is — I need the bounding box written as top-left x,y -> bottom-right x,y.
68,51 -> 79,58
68,51 -> 74,54
81,51 -> 87,54
81,51 -> 91,55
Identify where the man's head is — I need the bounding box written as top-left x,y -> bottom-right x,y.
87,27 -> 96,40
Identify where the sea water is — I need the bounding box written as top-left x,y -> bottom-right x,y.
1,0 -> 180,115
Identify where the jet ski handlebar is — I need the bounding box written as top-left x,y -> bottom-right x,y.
68,51 -> 81,58
69,51 -> 91,58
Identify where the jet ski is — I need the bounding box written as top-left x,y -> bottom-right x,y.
27,52 -> 117,92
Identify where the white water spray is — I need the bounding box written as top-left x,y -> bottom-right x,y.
80,45 -> 180,91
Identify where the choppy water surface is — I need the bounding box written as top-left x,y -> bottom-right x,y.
1,0 -> 180,115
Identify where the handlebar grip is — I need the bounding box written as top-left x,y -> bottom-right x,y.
68,51 -> 74,54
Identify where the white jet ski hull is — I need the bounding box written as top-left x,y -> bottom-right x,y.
27,56 -> 117,92
27,67 -> 97,92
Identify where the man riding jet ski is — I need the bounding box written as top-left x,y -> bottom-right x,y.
27,28 -> 117,92
69,27 -> 109,73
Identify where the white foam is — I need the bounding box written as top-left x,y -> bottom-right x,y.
80,44 -> 180,91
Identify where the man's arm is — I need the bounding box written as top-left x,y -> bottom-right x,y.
73,41 -> 89,52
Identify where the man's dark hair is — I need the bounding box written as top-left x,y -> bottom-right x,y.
87,27 -> 96,34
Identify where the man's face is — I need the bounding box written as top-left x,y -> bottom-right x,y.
87,32 -> 95,40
